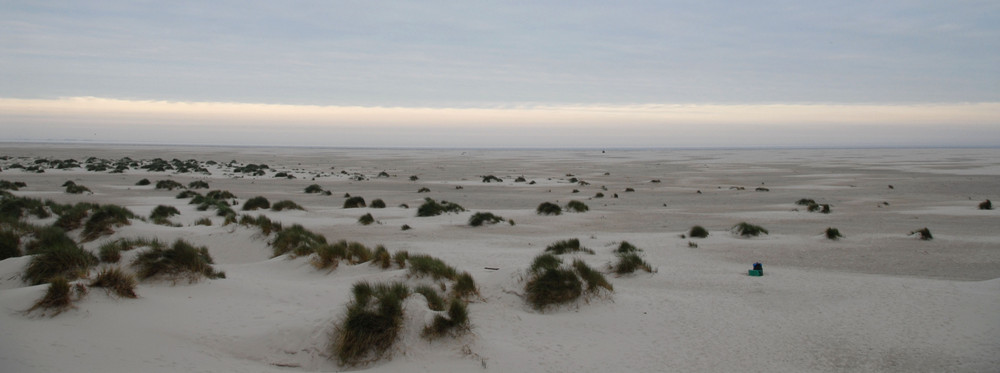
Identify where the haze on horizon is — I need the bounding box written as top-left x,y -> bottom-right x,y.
1,1 -> 998,148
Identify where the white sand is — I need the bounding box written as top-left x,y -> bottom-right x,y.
1,144 -> 998,372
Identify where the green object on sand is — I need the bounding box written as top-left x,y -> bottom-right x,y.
748,269 -> 763,276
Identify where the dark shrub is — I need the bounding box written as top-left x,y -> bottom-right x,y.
409,175 -> 419,181
24,240 -> 96,285
271,200 -> 304,211
825,227 -> 843,240
469,212 -> 504,226
795,198 -> 816,206
910,227 -> 933,240
135,178 -> 151,186
482,175 -> 502,183
422,299 -> 470,339
407,254 -> 457,280
536,202 -> 562,216
271,224 -> 327,257
25,226 -> 77,255
612,252 -> 653,274
1,196 -> 50,220
132,239 -> 224,281
205,190 -> 236,200
614,241 -> 640,254
525,267 -> 582,311
980,199 -> 993,210
343,196 -> 366,208
529,254 -> 562,274
188,180 -> 210,189
154,180 -> 185,191
689,225 -> 709,238
358,213 -> 375,225
26,276 -> 74,316
332,281 -> 410,366
305,184 -> 324,194
90,267 -> 137,298
565,200 -> 589,212
732,222 -> 768,237
416,198 -> 464,217
573,259 -> 614,292
453,272 -> 478,298
417,187 -> 430,193
53,202 -> 97,231
242,196 -> 271,211
0,229 -> 21,260
150,205 -> 180,220
64,182 -> 91,194
176,190 -> 201,199
401,224 -> 412,231
370,199 -> 386,208
414,285 -> 445,311
0,180 -> 28,191
545,238 -> 594,255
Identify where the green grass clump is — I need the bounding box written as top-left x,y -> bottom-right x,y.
544,238 -> 594,255
81,204 -> 135,241
825,227 -> 843,240
573,259 -> 614,292
806,203 -> 831,214
1,196 -> 50,220
369,199 -> 386,208
565,200 -> 589,212
358,213 -> 375,225
732,222 -> 769,237
407,254 -> 458,280
312,243 -> 347,270
0,228 -> 20,260
536,202 -> 562,215
525,267 -> 582,311
416,198 -> 465,217
26,277 -> 75,316
612,252 -> 653,274
270,200 -> 304,211
530,254 -> 563,274
89,267 -> 138,298
468,212 -> 505,226
194,217 -> 212,226
979,199 -> 993,210
422,299 -> 470,340
132,239 -> 225,281
311,240 -> 374,270
25,226 -> 77,255
413,285 -> 446,311
332,281 -> 410,367
689,225 -> 709,238
150,205 -> 180,220
238,214 -> 283,235
910,227 -> 933,240
304,184 -> 324,194
0,180 -> 27,191
453,272 -> 478,298
392,250 -> 409,268
271,224 -> 326,257
98,242 -> 122,263
24,240 -> 97,285
371,245 -> 392,269
135,178 -> 151,186
154,180 -> 185,191
53,202 -> 97,231
187,180 -> 210,189
176,190 -> 201,199
614,241 -> 640,254
63,181 -> 91,194
205,190 -> 236,200
343,196 -> 366,208
242,196 -> 271,211
795,198 -> 816,206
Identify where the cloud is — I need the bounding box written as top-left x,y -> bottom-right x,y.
1,97 -> 998,148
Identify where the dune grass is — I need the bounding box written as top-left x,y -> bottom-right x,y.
0,228 -> 20,260
1,196 -> 50,220
89,266 -> 138,298
371,245 -> 392,269
688,225 -> 709,238
358,213 -> 376,225
238,214 -> 283,235
422,299 -> 470,340
468,212 -> 505,226
304,184 -> 325,194
369,199 -> 386,209
413,285 -> 446,311
416,198 -> 465,217
271,224 -> 326,257
154,180 -> 185,191
530,253 -> 563,274
270,200 -> 305,211
132,239 -> 225,281
24,239 -> 97,285
242,196 -> 271,211
81,204 -> 135,241
910,227 -> 933,240
536,202 -> 562,216
26,277 -> 75,316
187,180 -> 210,189
392,250 -> 409,268
332,281 -> 410,367
63,181 -> 91,194
407,254 -> 458,280
52,202 -> 97,231
525,267 -> 582,311
544,238 -> 595,255
825,227 -> 843,240
732,222 -> 769,237
565,200 -> 589,212
612,252 -> 654,274
573,259 -> 614,292
25,226 -> 80,255
344,196 -> 367,208
453,271 -> 478,298
150,205 -> 180,220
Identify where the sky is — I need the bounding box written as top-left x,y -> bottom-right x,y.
1,1 -> 998,148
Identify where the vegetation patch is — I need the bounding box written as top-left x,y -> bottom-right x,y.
271,224 -> 326,257
545,238 -> 595,255
407,254 -> 458,280
242,196 -> 271,211
26,277 -> 79,316
416,198 -> 465,217
304,184 -> 325,194
370,199 -> 386,208
422,299 -> 470,340
188,180 -> 210,189
150,205 -> 180,220
155,180 -> 185,191
536,202 -> 562,215
135,178 -> 151,186
358,213 -> 376,225
468,212 -> 505,226
63,181 -> 91,194
344,196 -> 367,208
238,214 -> 283,235
132,239 -> 225,282
270,200 -> 304,211
732,222 -> 769,237
825,227 -> 843,240
0,228 -> 20,260
332,281 -> 410,367
89,266 -> 138,298
82,204 -> 135,241
910,227 -> 933,240
24,239 -> 97,285
565,200 -> 589,212
979,199 -> 993,210
688,225 -> 709,238
482,175 -> 502,183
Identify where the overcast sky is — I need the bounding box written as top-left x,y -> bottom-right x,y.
1,1 -> 998,148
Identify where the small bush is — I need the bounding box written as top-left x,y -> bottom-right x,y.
53,202 -> 96,231
482,175 -> 502,183
573,259 -> 614,292
417,187 -> 430,193
409,175 -> 419,181
910,227 -> 933,240
358,213 -> 375,225
150,205 -> 180,220
612,252 -> 653,274
565,200 -> 589,212
401,224 -> 412,231
689,225 -> 709,238
26,276 -> 74,316
453,272 -> 478,298
825,227 -> 843,240
525,267 -> 582,311
304,184 -> 324,194
545,238 -> 594,255
332,281 -> 410,367
242,196 -> 271,211
416,198 -> 465,217
188,180 -> 210,189
795,198 -> 816,206
594,192 -> 604,198
135,178 -> 151,186
370,199 -> 386,208
344,196 -> 366,208
371,245 -> 391,269
0,229 -> 20,260
132,239 -> 225,281
90,267 -> 138,298
64,182 -> 91,194
392,250 -> 409,268
536,202 -> 562,216
270,200 -> 304,211
530,253 -> 563,274
154,180 -> 185,191
469,212 -> 504,226
205,190 -> 236,200
422,299 -> 470,339
979,199 -> 993,210
176,190 -> 201,199
614,241 -> 640,254
271,224 -> 327,257
732,222 -> 769,237
24,240 -> 97,285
